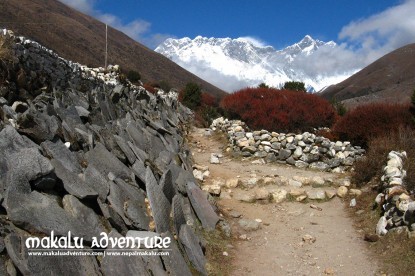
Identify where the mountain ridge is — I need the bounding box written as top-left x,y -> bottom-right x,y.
155,35 -> 357,92
320,43 -> 415,108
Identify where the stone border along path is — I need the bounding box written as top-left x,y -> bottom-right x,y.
210,117 -> 366,173
190,127 -> 379,275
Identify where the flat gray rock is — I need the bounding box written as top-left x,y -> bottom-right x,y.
126,123 -> 148,152
83,165 -> 110,200
41,140 -> 82,173
51,159 -> 98,199
159,169 -> 175,203
145,167 -> 171,233
97,199 -> 128,235
62,195 -> 109,239
161,232 -> 192,276
5,233 -> 101,276
5,148 -> 53,194
107,179 -> 149,230
131,159 -> 146,184
114,134 -> 137,164
6,191 -> 97,240
179,224 -> 207,275
154,150 -> 173,172
16,108 -> 60,143
186,182 -> 219,230
148,134 -> 165,161
175,170 -> 196,195
86,143 -> 131,181
238,219 -> 261,231
172,194 -> 186,236
306,190 -> 326,200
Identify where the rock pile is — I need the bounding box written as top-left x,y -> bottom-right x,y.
375,151 -> 415,237
0,29 -> 218,275
210,117 -> 365,173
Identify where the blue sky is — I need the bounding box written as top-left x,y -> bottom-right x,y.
58,0 -> 410,49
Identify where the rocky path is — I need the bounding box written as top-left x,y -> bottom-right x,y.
189,128 -> 379,276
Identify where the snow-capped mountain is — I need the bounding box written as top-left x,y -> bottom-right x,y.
155,35 -> 360,92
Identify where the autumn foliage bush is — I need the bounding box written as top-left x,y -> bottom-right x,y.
333,103 -> 414,148
220,87 -> 336,132
143,83 -> 157,94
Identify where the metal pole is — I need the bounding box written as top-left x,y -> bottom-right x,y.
105,24 -> 108,69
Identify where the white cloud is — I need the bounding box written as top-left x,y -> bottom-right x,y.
57,0 -> 171,49
339,0 -> 415,63
291,0 -> 415,88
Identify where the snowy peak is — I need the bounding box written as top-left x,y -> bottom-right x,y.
155,35 -> 357,93
282,35 -> 335,56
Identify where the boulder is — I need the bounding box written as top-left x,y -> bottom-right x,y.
210,153 -> 220,164
277,149 -> 291,160
272,189 -> 287,203
309,162 -> 329,171
337,186 -> 348,198
306,190 -> 326,200
238,218 -> 261,231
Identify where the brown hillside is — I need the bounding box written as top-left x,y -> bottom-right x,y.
0,0 -> 226,98
320,43 -> 415,108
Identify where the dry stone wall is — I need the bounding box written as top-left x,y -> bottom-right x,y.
375,151 -> 415,237
0,29 -> 217,275
211,117 -> 365,173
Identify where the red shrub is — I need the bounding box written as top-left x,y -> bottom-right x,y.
143,83 -> 156,94
201,92 -> 217,107
220,87 -> 336,132
333,103 -> 414,147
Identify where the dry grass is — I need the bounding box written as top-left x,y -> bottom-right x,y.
352,127 -> 415,191
0,35 -> 12,61
203,229 -> 233,276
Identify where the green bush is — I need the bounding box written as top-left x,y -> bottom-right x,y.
258,83 -> 270,89
181,82 -> 202,110
127,70 -> 141,83
330,99 -> 347,116
283,81 -> 306,92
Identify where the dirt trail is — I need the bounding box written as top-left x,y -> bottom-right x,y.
189,128 -> 379,276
